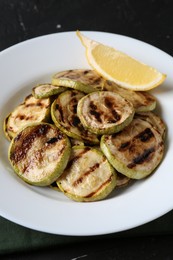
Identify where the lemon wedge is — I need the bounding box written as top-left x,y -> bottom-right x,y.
76,31 -> 166,91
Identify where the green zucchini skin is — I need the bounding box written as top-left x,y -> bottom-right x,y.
100,118 -> 164,179
52,69 -> 105,93
57,146 -> 117,202
8,123 -> 71,186
77,91 -> 135,135
32,83 -> 65,99
51,90 -> 99,144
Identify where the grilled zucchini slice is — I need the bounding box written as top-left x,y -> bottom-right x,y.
104,80 -> 156,112
4,94 -> 51,141
101,118 -> 164,179
52,69 -> 105,93
135,111 -> 166,139
116,172 -> 131,188
8,123 -> 71,186
57,146 -> 116,202
32,83 -> 65,99
51,90 -> 99,144
77,91 -> 135,135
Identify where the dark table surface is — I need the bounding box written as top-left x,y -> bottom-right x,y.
1,0 -> 173,259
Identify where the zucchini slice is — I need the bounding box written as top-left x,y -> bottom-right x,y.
32,83 -> 65,99
8,123 -> 71,186
51,90 -> 99,144
4,94 -> 51,141
116,172 -> 131,188
100,118 -> 164,179
57,146 -> 116,202
135,112 -> 166,139
77,91 -> 135,135
52,69 -> 105,93
104,80 -> 156,112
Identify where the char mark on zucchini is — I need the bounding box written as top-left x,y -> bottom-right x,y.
71,115 -> 80,127
119,141 -> 131,151
136,128 -> 154,142
46,135 -> 63,144
73,162 -> 100,187
55,103 -> 65,123
89,99 -> 121,124
66,147 -> 90,169
89,101 -> 102,123
10,124 -> 50,164
127,147 -> 155,168
11,124 -> 64,164
84,176 -> 112,198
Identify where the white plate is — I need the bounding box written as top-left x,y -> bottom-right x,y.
0,31 -> 173,236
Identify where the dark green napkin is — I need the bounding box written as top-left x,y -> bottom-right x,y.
0,210 -> 173,255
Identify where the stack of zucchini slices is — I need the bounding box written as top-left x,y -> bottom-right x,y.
4,69 -> 165,202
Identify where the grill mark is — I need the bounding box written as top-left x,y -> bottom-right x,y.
84,176 -> 112,198
77,123 -> 97,139
25,102 -> 46,108
83,70 -> 90,75
61,70 -> 74,79
141,92 -> 156,103
89,101 -> 102,123
136,128 -> 154,142
46,134 -> 63,144
63,71 -> 80,80
90,110 -> 102,123
10,124 -> 51,164
127,147 -> 155,168
108,110 -> 121,124
71,115 -> 80,127
89,97 -> 121,125
119,141 -> 131,151
92,77 -> 102,85
70,97 -> 78,113
16,114 -> 34,121
66,147 -> 90,169
73,163 -> 100,187
55,103 -> 65,123
104,97 -> 121,123
68,94 -> 83,128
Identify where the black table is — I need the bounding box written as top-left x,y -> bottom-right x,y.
1,0 -> 173,259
